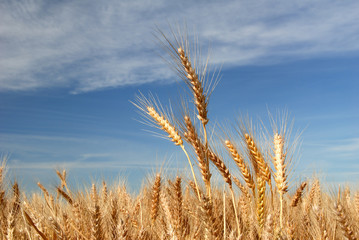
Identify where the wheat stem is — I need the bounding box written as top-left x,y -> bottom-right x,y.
180,145 -> 201,200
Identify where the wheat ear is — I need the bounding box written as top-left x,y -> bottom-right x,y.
257,177 -> 266,231
56,170 -> 70,194
151,174 -> 161,223
232,176 -> 251,202
147,106 -> 182,146
91,184 -> 103,240
110,196 -> 119,239
273,133 -> 288,230
178,47 -> 208,127
0,166 -> 6,237
207,150 -> 231,188
178,46 -> 210,196
291,182 -> 307,207
57,187 -> 73,206
136,98 -> 201,199
334,201 -> 357,240
207,149 -> 241,235
262,214 -> 273,240
355,192 -> 359,214
23,210 -> 49,240
7,182 -> 20,240
62,213 -> 71,240
245,134 -> 271,186
201,196 -> 220,240
37,182 -> 55,211
172,176 -> 183,237
314,209 -> 329,240
49,216 -> 64,239
225,140 -> 255,192
101,181 -> 108,203
184,115 -> 210,198
305,180 -> 319,214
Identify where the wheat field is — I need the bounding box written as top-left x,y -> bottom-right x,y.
1,30 -> 358,240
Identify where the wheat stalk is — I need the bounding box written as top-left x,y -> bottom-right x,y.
177,44 -> 212,197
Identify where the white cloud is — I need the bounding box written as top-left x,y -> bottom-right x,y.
0,132 -> 183,170
326,138 -> 359,154
303,137 -> 359,164
1,0 -> 359,93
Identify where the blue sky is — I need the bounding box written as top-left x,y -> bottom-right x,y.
1,0 -> 358,192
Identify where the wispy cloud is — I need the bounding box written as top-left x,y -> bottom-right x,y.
0,132 -> 186,172
1,0 -> 359,93
325,138 -> 359,155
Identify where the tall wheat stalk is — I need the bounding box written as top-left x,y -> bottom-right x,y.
177,46 -> 212,198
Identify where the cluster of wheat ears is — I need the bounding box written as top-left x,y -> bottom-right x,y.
1,30 -> 359,240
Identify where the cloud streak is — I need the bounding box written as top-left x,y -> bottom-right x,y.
0,132 -> 174,169
325,138 -> 359,156
1,0 -> 359,93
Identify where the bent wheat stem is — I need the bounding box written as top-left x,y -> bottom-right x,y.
230,187 -> 241,236
181,145 -> 201,200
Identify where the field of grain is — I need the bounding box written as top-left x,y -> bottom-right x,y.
1,30 -> 358,240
